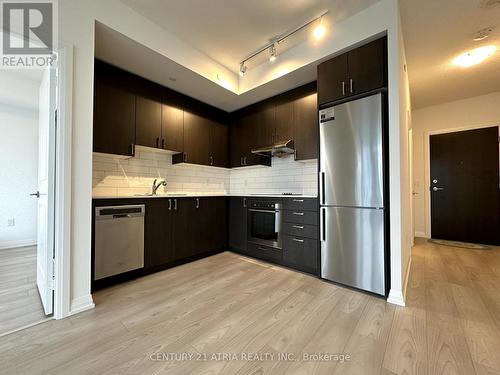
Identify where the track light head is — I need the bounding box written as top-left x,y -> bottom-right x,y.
239,62 -> 247,77
269,44 -> 277,62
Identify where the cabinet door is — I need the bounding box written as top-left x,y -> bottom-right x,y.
293,93 -> 318,160
171,198 -> 192,261
209,120 -> 228,168
93,61 -> 136,156
244,108 -> 274,166
275,101 -> 293,143
161,104 -> 184,152
317,53 -> 348,106
229,197 -> 247,252
229,117 -> 245,167
144,199 -> 173,269
211,197 -> 227,250
347,37 -> 386,96
135,81 -> 162,149
183,112 -> 211,165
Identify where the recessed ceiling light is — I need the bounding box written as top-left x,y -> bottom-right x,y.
473,27 -> 494,41
452,45 -> 497,67
169,77 -> 177,82
313,19 -> 326,40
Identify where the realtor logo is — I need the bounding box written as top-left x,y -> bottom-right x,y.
1,0 -> 57,68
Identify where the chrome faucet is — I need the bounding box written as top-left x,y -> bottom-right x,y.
151,179 -> 167,195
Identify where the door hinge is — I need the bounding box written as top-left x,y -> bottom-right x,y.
51,258 -> 56,290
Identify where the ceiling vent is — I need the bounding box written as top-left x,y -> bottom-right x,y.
480,0 -> 500,9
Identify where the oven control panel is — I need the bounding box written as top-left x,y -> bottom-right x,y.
249,201 -> 281,210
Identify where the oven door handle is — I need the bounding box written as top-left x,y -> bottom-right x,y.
248,208 -> 279,213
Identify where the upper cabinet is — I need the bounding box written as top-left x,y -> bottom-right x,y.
318,37 -> 387,106
93,60 -> 136,157
209,120 -> 229,168
161,91 -> 184,153
135,80 -> 162,149
182,112 -> 211,165
293,93 -> 318,161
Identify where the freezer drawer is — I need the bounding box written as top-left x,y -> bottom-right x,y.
320,206 -> 385,295
319,93 -> 384,208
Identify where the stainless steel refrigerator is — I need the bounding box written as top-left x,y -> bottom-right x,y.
319,93 -> 386,296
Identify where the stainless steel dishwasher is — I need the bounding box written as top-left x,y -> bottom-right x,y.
94,205 -> 145,280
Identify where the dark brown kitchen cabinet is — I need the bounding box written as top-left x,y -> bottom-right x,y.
182,112 -> 211,165
209,120 -> 228,167
274,101 -> 293,143
317,53 -> 348,106
318,37 -> 387,106
144,199 -> 173,269
229,197 -> 247,252
93,60 -> 136,156
293,93 -> 318,160
161,103 -> 184,152
135,80 -> 162,149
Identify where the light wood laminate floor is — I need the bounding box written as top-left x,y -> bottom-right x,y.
1,239 -> 500,374
0,246 -> 46,337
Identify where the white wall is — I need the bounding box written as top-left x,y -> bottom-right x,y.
60,0 -> 408,314
412,91 -> 500,238
0,72 -> 40,249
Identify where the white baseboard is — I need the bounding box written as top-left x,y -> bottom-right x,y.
0,239 -> 37,250
387,256 -> 413,307
69,294 -> 95,316
415,231 -> 428,238
387,289 -> 406,306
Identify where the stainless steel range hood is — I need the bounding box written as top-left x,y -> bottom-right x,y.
251,140 -> 295,158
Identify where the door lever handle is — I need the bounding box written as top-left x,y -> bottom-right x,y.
30,191 -> 40,198
432,187 -> 445,192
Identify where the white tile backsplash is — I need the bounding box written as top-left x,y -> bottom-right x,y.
92,148 -> 317,197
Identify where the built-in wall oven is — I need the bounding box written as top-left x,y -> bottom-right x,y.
247,200 -> 282,249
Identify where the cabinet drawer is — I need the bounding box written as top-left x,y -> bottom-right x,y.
283,222 -> 318,239
283,198 -> 318,212
283,235 -> 318,270
283,210 -> 318,225
247,242 -> 282,262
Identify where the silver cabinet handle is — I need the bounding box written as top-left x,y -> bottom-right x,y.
350,79 -> 354,93
174,199 -> 178,210
183,153 -> 187,162
244,157 -> 247,165
293,238 -> 304,243
292,199 -> 304,202
210,156 -> 214,166
243,198 -> 247,208
293,212 -> 305,216
342,81 -> 346,96
196,198 -> 200,209
432,187 -> 445,191
292,225 -> 304,229
168,199 -> 172,211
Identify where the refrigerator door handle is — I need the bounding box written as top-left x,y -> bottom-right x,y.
319,172 -> 325,205
320,207 -> 326,242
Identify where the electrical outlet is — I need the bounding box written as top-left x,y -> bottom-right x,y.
7,218 -> 15,227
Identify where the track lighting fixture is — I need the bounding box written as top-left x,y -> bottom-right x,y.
238,10 -> 329,74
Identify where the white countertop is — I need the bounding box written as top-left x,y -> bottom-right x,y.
93,193 -> 318,199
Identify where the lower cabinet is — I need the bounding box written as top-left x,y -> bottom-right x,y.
229,197 -> 247,252
283,236 -> 318,272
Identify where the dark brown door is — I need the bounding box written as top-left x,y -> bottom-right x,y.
347,37 -> 386,96
317,53 -> 348,106
209,120 -> 228,167
135,81 -> 162,149
93,61 -> 136,156
430,127 -> 500,245
183,111 -> 211,165
275,101 -> 293,143
293,93 -> 318,161
161,104 -> 184,152
171,198 -> 192,260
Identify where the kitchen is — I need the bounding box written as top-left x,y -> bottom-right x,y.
91,33 -> 389,295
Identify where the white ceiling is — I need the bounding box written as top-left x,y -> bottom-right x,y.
120,0 -> 379,74
400,0 -> 500,109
